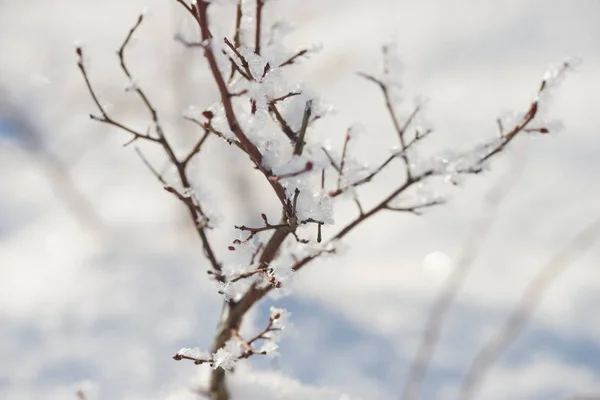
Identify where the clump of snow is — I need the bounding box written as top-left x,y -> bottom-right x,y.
177,347 -> 211,360
212,340 -> 242,370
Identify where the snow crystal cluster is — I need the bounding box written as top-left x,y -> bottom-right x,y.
176,306 -> 292,370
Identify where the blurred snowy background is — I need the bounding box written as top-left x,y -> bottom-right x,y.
1,0 -> 599,399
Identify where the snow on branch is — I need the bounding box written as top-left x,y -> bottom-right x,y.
77,2 -> 580,399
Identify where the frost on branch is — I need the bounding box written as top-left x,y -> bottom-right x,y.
538,56 -> 581,100
77,1 -> 578,399
258,341 -> 280,358
269,306 -> 291,330
173,306 -> 289,371
173,341 -> 241,371
173,347 -> 211,365
212,341 -> 242,371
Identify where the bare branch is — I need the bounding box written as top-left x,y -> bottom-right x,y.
175,0 -> 196,18
269,161 -> 313,182
223,37 -> 254,80
357,71 -> 413,177
234,213 -> 289,242
76,48 -> 159,144
135,147 -> 166,184
183,129 -> 211,166
183,114 -> 243,149
321,147 -> 341,173
229,0 -> 243,83
116,12 -> 164,139
232,312 -> 282,358
279,49 -> 308,67
172,352 -> 212,365
405,128 -> 433,150
269,101 -> 297,142
330,149 -> 400,197
294,100 -> 313,155
336,128 -> 351,189
384,199 -> 445,215
272,91 -> 301,103
255,0 -> 264,56
78,13 -> 224,280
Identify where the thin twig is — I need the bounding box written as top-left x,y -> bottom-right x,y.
330,150 -> 399,197
135,147 -> 166,184
183,129 -> 211,166
269,162 -> 313,181
279,49 -> 308,67
384,199 -> 445,215
269,102 -> 296,142
272,91 -> 301,103
336,129 -> 351,189
223,37 -> 254,80
228,0 -> 243,82
255,0 -> 264,56
117,13 -> 162,138
357,71 -> 412,177
78,13 -> 224,280
76,48 -> 159,144
294,100 -> 312,155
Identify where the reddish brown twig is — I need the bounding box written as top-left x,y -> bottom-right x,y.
223,37 -> 254,80
269,161 -> 314,182
183,129 -> 211,166
76,47 -> 159,144
183,114 -> 242,149
192,1 -> 292,217
234,213 -> 290,242
384,199 -> 445,215
255,0 -> 264,56
294,100 -> 313,155
77,14 -> 223,279
357,71 -> 414,177
231,312 -> 282,358
269,101 -> 296,142
172,353 -> 212,365
228,0 -> 244,82
271,91 -> 301,103
336,129 -> 352,189
279,49 -> 308,67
